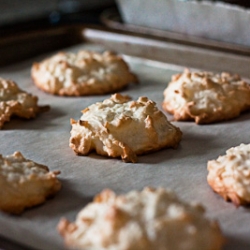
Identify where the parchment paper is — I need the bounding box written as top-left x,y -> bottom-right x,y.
0,43 -> 250,250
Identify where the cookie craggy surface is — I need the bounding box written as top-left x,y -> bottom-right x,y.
31,50 -> 137,96
0,77 -> 49,128
207,143 -> 250,206
58,187 -> 224,250
69,93 -> 182,163
162,69 -> 250,124
0,152 -> 61,214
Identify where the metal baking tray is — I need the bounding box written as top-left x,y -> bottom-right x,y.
0,25 -> 250,250
114,0 -> 250,47
100,8 -> 250,57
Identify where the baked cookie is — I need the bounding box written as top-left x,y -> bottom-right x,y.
162,69 -> 250,124
207,143 -> 250,206
0,77 -> 49,129
69,93 -> 182,163
58,187 -> 224,250
0,151 -> 61,214
31,50 -> 137,96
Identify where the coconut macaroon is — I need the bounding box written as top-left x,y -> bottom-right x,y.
58,187 -> 224,250
207,143 -> 250,206
31,50 -> 138,96
0,77 -> 49,129
162,69 -> 250,124
0,151 -> 61,214
69,93 -> 182,163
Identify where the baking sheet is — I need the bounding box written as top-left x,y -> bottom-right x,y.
116,0 -> 250,47
0,40 -> 250,250
83,27 -> 250,79
100,9 -> 250,56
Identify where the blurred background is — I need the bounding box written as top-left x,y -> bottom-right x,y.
1,0 -> 250,34
0,0 -> 250,62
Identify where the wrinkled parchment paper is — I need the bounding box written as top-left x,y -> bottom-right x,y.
0,43 -> 250,250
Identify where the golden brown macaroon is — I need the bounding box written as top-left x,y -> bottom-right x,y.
31,50 -> 138,96
162,69 -> 250,124
0,151 -> 61,214
207,143 -> 250,206
0,77 -> 49,129
69,93 -> 182,163
58,187 -> 224,250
